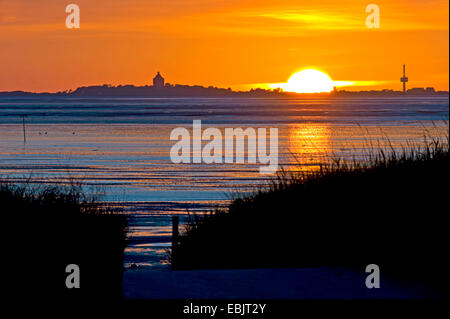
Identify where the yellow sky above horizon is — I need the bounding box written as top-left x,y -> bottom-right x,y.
0,0 -> 448,92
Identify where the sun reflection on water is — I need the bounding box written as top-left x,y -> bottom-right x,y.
286,123 -> 333,172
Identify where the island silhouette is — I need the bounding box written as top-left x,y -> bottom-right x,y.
0,72 -> 448,97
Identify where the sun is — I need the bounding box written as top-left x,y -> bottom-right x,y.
283,69 -> 334,93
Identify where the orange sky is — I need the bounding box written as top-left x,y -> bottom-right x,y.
0,0 -> 448,92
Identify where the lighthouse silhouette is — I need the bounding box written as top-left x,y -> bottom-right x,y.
400,64 -> 408,93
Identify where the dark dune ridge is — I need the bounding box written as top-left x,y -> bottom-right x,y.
171,136 -> 448,295
2,182 -> 128,300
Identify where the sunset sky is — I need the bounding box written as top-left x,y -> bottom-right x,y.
0,0 -> 448,92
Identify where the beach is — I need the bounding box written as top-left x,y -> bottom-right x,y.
123,267 -> 440,299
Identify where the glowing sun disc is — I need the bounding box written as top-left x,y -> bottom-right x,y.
284,69 -> 334,93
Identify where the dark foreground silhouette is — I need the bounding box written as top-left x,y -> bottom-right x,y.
171,138 -> 448,295
3,184 -> 128,300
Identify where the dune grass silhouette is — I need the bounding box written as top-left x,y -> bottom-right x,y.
2,182 -> 128,300
171,134 -> 448,292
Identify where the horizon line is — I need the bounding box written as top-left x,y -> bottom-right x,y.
1,82 -> 449,95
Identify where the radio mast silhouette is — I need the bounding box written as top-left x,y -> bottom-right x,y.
400,64 -> 408,93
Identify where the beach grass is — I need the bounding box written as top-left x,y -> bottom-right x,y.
170,134 -> 448,290
1,181 -> 128,299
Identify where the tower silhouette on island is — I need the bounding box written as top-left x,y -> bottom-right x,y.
153,72 -> 165,89
400,64 -> 408,93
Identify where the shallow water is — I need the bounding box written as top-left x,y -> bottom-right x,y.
0,96 -> 448,268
